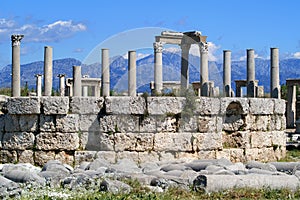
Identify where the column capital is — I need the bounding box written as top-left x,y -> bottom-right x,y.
35,74 -> 43,77
57,74 -> 66,78
153,42 -> 164,53
11,34 -> 24,46
199,41 -> 208,54
180,43 -> 191,52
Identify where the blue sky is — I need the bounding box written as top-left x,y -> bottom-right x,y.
1,0 -> 300,66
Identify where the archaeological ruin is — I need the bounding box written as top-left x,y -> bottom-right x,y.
0,32 -> 291,167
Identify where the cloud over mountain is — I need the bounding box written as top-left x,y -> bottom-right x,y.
0,18 -> 87,43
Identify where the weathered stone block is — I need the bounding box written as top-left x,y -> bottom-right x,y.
174,152 -> 199,161
138,151 -> 159,163
249,98 -> 274,115
197,150 -> 216,160
99,115 -> 139,133
270,115 -> 286,131
273,99 -> 286,115
194,97 -> 220,115
18,150 -> 34,164
41,97 -> 69,115
253,115 -> 271,131
5,114 -> 38,132
139,116 -> 157,133
245,147 -> 276,162
192,132 -> 222,151
81,132 -> 114,151
54,151 -> 74,166
95,151 -> 116,164
222,131 -> 251,149
198,116 -> 218,133
0,150 -> 17,163
79,114 -> 99,132
156,116 -> 178,133
74,151 -> 97,165
250,131 -> 272,148
39,115 -> 55,132
2,132 -> 35,150
7,97 -> 40,114
147,97 -> 185,115
114,133 -> 154,152
70,97 -> 104,114
179,116 -> 198,132
36,132 -> 79,150
116,151 -> 139,163
34,151 -> 55,166
56,114 -> 79,132
105,96 -> 146,115
216,148 -> 245,163
220,98 -> 249,115
271,131 -> 286,147
158,152 -> 176,161
154,132 -> 192,152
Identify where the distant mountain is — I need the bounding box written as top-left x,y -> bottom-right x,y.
1,52 -> 300,94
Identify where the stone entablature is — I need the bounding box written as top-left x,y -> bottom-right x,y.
0,96 -> 286,166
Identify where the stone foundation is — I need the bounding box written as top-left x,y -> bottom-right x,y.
0,96 -> 286,166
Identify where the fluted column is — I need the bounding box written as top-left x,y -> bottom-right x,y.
200,41 -> 209,96
287,85 -> 296,128
57,74 -> 65,96
154,42 -> 163,94
73,66 -> 82,96
180,43 -> 191,91
128,51 -> 136,96
101,49 -> 110,97
247,49 -> 255,97
270,48 -> 280,98
11,34 -> 24,97
44,46 -> 53,96
35,74 -> 42,97
223,50 -> 231,97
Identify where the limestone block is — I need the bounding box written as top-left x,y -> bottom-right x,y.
194,97 -> 220,115
34,151 -> 55,166
217,148 -> 245,162
158,152 -> 176,161
39,115 -> 55,132
99,115 -> 139,133
114,132 -> 154,152
5,114 -> 38,132
250,132 -> 272,148
79,114 -> 99,132
36,132 -> 79,150
249,98 -> 274,115
4,114 -> 19,132
139,116 -> 157,133
70,97 -> 104,114
56,114 -> 79,132
54,151 -> 74,166
82,132 -> 114,151
271,131 -> 286,147
138,151 -> 160,164
7,97 -> 40,114
174,152 -> 199,161
156,116 -> 178,133
116,151 -> 139,163
105,96 -> 146,115
192,132 -> 222,151
179,116 -> 198,132
216,149 -> 231,161
74,151 -> 97,165
220,98 -> 249,115
245,147 -> 276,162
197,151 -> 216,160
198,116 -> 218,133
96,151 -> 116,164
154,132 -> 192,152
273,99 -> 286,115
254,115 -> 271,131
0,150 -> 17,163
147,97 -> 185,115
2,132 -> 35,150
222,131 -> 251,149
222,115 -> 244,132
41,97 -> 69,115
18,150 -> 34,164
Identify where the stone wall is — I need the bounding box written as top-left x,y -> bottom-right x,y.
0,96 -> 286,166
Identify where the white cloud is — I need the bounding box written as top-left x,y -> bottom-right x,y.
122,52 -> 150,60
239,53 -> 263,61
0,18 -> 87,43
293,52 -> 300,59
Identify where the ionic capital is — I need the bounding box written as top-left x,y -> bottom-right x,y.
153,42 -> 164,53
200,41 -> 208,54
11,34 -> 24,46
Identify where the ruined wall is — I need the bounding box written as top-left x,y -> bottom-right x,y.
0,96 -> 286,166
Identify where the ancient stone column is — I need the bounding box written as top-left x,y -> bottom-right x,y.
11,34 -> 24,97
35,74 -> 42,97
82,75 -> 89,97
44,46 -> 53,96
101,49 -> 110,97
223,50 -> 231,97
180,43 -> 191,91
57,74 -> 65,96
154,42 -> 163,94
73,66 -> 82,97
270,48 -> 280,98
200,41 -> 209,96
287,85 -> 296,128
247,49 -> 255,97
128,50 -> 136,97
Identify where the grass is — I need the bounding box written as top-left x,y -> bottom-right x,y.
280,149 -> 300,162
